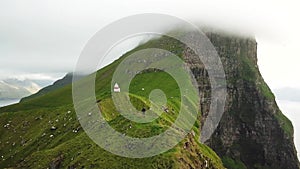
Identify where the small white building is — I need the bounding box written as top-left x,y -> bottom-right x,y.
113,83 -> 120,92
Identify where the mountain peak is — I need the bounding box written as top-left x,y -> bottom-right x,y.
0,31 -> 299,169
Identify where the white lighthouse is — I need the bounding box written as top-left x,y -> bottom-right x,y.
113,83 -> 120,93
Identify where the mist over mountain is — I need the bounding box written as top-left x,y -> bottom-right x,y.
0,31 -> 299,169
0,78 -> 55,100
21,73 -> 84,102
0,79 -> 38,99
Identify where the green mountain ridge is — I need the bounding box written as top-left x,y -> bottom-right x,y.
0,35 -> 224,169
0,31 -> 299,169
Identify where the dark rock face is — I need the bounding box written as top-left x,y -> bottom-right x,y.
49,155 -> 63,169
183,32 -> 299,169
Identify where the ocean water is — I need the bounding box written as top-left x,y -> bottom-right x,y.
277,99 -> 300,159
0,99 -> 20,108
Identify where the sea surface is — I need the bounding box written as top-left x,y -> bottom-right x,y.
0,99 -> 20,108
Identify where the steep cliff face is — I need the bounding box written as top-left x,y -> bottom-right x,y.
0,31 -> 298,169
183,32 -> 299,169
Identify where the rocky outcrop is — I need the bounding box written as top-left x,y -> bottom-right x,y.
1,30 -> 298,169
183,32 -> 299,169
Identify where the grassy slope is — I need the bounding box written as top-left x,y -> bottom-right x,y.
0,36 -> 225,169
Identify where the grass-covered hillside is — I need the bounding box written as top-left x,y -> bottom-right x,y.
0,36 -> 225,169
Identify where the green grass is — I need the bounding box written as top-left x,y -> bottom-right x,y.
222,156 -> 247,169
239,55 -> 257,82
0,33 -> 289,169
275,110 -> 294,138
258,80 -> 275,100
0,86 -> 223,168
0,35 -> 225,169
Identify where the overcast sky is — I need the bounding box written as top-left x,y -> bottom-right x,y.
1,0 -> 300,89
0,0 -> 300,157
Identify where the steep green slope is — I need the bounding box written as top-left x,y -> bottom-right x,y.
0,73 -> 223,168
0,35 -> 225,169
1,31 -> 298,169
